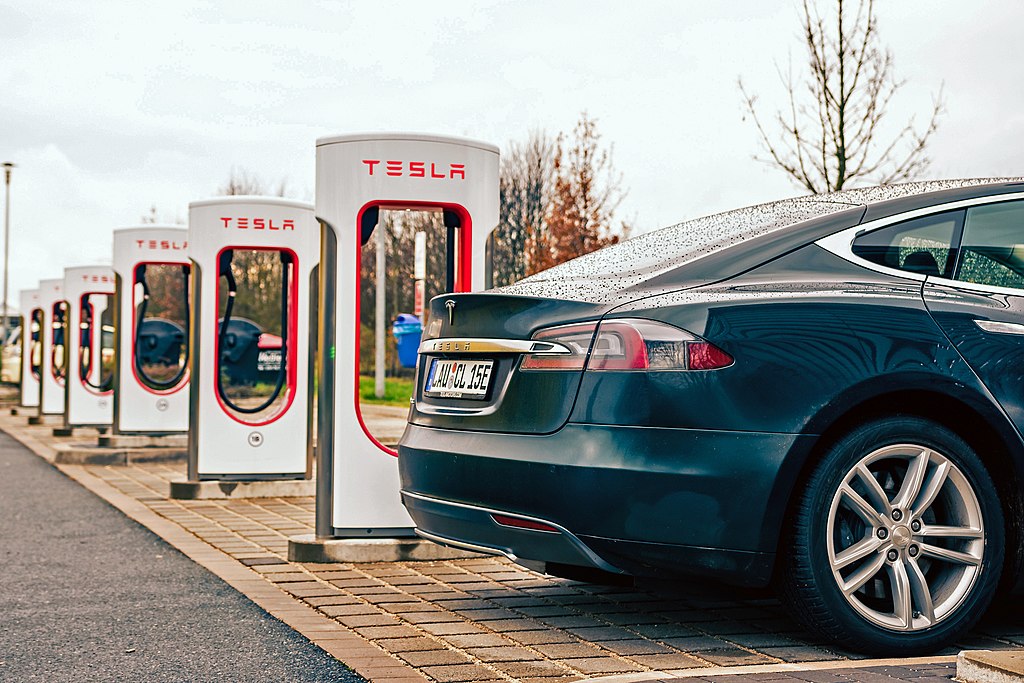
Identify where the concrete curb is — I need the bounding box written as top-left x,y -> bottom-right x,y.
958,650 -> 1024,683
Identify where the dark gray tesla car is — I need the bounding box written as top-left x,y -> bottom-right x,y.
398,179 -> 1024,655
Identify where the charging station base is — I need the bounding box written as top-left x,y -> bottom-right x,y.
168,478 -> 316,500
52,426 -> 108,438
28,414 -> 63,426
11,406 -> 35,417
287,534 -> 483,563
53,442 -> 187,465
101,433 -> 187,449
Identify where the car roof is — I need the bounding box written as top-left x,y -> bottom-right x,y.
810,178 -> 1024,220
497,178 -> 1024,305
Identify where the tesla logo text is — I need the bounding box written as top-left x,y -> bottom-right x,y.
81,275 -> 113,283
431,340 -> 471,352
220,217 -> 296,231
362,160 -> 466,180
136,239 -> 188,251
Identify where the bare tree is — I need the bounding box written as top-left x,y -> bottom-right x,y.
491,130 -> 556,287
215,169 -> 290,334
739,0 -> 944,193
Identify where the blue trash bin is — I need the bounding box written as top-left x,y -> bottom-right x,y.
392,314 -> 423,368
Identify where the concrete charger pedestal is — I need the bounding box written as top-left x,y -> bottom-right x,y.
288,534 -> 482,564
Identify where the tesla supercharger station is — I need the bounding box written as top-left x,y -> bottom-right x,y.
187,197 -> 317,480
314,133 -> 499,539
37,278 -> 67,421
18,288 -> 42,409
63,266 -> 115,428
112,226 -> 190,434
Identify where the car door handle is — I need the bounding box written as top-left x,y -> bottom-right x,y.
974,319 -> 1024,335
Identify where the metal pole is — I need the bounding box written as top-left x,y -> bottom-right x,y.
1,162 -> 13,363
374,217 -> 386,399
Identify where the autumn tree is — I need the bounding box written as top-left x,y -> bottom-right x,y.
529,113 -> 629,274
739,0 -> 944,193
491,131 -> 556,286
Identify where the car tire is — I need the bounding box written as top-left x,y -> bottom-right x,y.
781,416 -> 1004,655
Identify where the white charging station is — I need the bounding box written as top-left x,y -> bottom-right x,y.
36,278 -> 67,420
186,196 -> 318,481
112,226 -> 190,434
313,133 -> 499,539
62,266 -> 115,428
18,288 -> 42,409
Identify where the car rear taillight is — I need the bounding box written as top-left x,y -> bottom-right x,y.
521,318 -> 733,371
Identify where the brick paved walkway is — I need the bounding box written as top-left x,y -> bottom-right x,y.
3,413 -> 1021,683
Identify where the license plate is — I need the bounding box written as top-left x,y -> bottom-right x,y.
424,359 -> 494,399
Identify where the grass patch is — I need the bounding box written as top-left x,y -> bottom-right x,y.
359,375 -> 415,406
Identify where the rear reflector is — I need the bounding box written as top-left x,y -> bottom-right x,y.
491,514 -> 560,533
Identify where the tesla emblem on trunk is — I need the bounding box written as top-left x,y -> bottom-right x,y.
445,300 -> 456,326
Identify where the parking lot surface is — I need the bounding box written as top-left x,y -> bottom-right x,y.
0,429 -> 362,683
2,412 -> 1021,682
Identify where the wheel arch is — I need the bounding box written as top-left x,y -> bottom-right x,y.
767,384 -> 1024,591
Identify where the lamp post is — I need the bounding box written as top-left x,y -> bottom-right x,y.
1,162 -> 13,362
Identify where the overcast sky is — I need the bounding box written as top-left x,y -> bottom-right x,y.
1,1 -> 1022,306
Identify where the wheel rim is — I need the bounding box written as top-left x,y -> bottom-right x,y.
826,443 -> 985,632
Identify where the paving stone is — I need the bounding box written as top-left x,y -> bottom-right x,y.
505,629 -> 578,646
416,621 -> 485,637
476,618 -> 547,632
564,626 -> 636,641
335,613 -> 401,628
693,648 -> 776,666
354,625 -> 424,640
398,649 -> 474,667
361,593 -> 424,605
757,645 -> 839,662
491,659 -> 573,678
488,597 -> 549,608
376,636 -> 449,653
631,623 -> 702,639
532,642 -> 608,659
724,632 -> 802,648
661,635 -> 734,651
442,633 -> 514,648
304,595 -> 360,607
596,639 -> 675,656
559,657 -> 643,674
540,615 -> 608,629
435,599 -> 495,611
318,603 -> 379,617
239,557 -> 288,566
465,646 -> 541,663
402,611 -> 465,625
627,652 -> 707,668
420,663 -> 503,682
601,612 -> 672,626
516,605 -> 578,618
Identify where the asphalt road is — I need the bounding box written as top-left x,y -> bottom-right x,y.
0,431 -> 364,682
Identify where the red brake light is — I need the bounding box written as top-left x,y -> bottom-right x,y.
522,319 -> 733,372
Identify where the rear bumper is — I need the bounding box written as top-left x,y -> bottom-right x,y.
398,422 -> 814,587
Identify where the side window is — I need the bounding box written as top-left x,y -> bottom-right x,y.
956,201 -> 1024,290
852,210 -> 963,277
